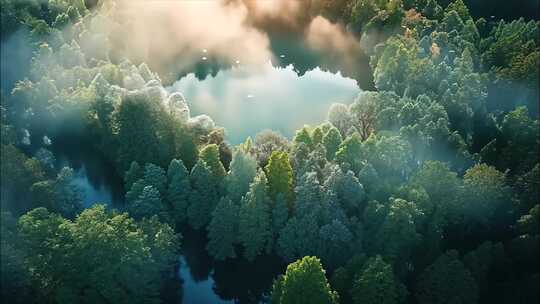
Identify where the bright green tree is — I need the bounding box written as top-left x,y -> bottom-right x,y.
270,256 -> 339,304
265,151 -> 293,203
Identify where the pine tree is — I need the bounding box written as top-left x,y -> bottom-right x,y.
238,171 -> 272,261
206,197 -> 239,260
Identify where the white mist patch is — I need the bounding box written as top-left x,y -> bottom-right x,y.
168,63 -> 361,144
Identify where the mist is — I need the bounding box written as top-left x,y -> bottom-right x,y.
82,0 -> 370,86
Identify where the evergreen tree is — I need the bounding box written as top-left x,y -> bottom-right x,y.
265,151 -> 293,204
238,171 -> 272,261
206,197 -> 239,260
143,163 -> 167,195
124,161 -> 142,191
323,126 -> 342,160
166,159 -> 191,223
187,160 -> 220,229
226,149 -> 258,203
351,255 -> 400,304
415,250 -> 478,304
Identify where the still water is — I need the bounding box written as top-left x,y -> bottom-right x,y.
170,62 -> 361,144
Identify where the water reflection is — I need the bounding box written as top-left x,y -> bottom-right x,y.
170,63 -> 361,144
50,140 -> 124,208
179,227 -> 285,304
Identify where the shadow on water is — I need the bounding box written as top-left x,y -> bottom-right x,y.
49,138 -> 125,209
178,226 -> 286,304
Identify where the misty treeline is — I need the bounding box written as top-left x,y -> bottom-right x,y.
1,0 -> 539,304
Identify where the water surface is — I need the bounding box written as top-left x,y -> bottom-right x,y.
170,63 -> 360,144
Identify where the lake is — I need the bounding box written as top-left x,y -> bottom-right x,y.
169,62 -> 361,144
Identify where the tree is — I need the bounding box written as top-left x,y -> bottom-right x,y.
253,130 -> 290,168
226,149 -> 258,203
265,151 -> 293,204
312,127 -> 324,147
351,255 -> 400,304
324,165 -> 365,215
370,198 -> 423,266
336,133 -> 363,174
238,171 -> 272,261
318,219 -> 353,269
18,205 -> 179,304
293,127 -> 313,149
1,211 -> 32,304
206,197 -> 239,260
415,250 -> 478,304
166,159 -> 191,223
116,93 -> 162,171
322,126 -> 342,160
199,144 -> 226,184
124,161 -> 142,191
462,163 -> 511,228
187,160 -> 220,229
143,163 -> 167,195
327,103 -> 352,137
270,256 -> 339,304
349,93 -> 378,140
128,185 -> 163,220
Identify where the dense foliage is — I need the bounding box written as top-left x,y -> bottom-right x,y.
1,0 -> 538,303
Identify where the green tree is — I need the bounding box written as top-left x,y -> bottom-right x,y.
128,185 -> 163,220
322,126 -> 342,160
238,171 -> 272,261
187,160 -> 220,229
293,126 -> 313,149
206,197 -> 239,260
124,161 -> 142,191
143,163 -> 167,195
416,250 -> 478,304
166,159 -> 191,223
116,93 -> 162,171
18,205 -> 179,304
336,133 -> 363,174
351,255 -> 400,304
312,127 -> 324,147
199,144 -> 226,184
265,151 -> 293,204
226,149 -> 258,203
270,256 -> 339,304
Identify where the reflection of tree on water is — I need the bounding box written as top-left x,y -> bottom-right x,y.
181,226 -> 215,283
180,225 -> 286,303
212,254 -> 286,303
167,34 -> 375,91
50,139 -> 125,207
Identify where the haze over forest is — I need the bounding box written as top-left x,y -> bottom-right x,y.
0,1 -> 539,304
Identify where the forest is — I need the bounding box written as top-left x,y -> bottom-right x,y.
0,0 -> 539,303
